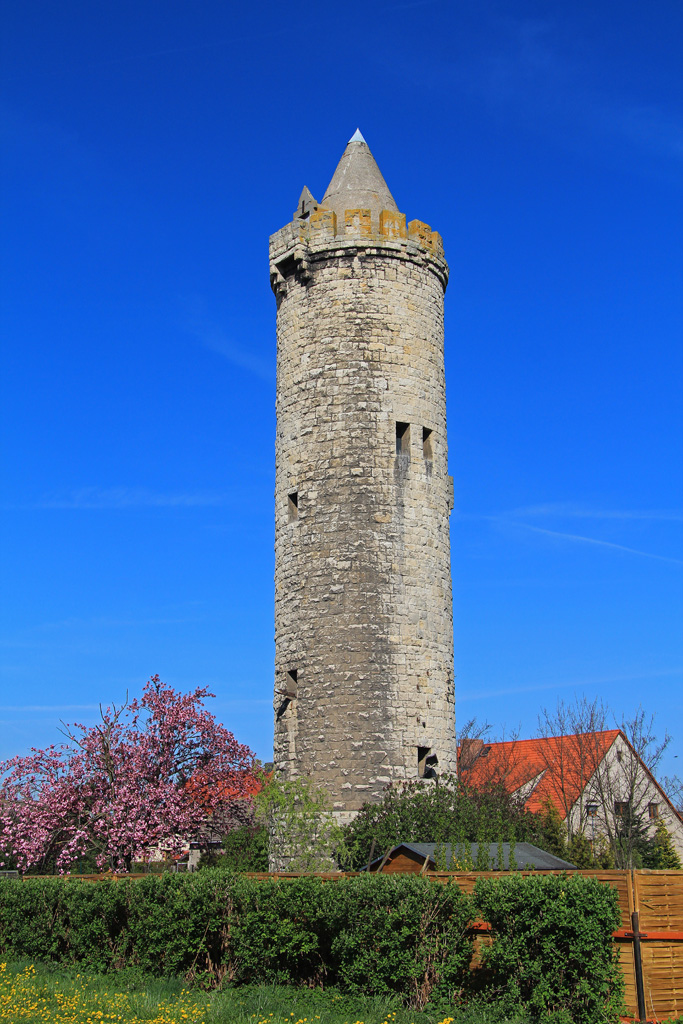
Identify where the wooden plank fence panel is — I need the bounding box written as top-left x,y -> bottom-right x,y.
631,871 -> 683,1019
635,869 -> 683,931
640,942 -> 683,1019
615,940 -> 637,1018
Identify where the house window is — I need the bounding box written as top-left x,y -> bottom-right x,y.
614,801 -> 629,818
288,491 -> 298,522
422,427 -> 433,460
586,804 -> 598,818
396,422 -> 410,456
648,802 -> 659,820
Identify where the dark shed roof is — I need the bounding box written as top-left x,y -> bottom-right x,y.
367,842 -> 576,871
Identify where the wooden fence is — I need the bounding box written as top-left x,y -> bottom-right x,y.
624,870 -> 683,1021
409,869 -> 682,1021
238,867 -> 683,1021
15,867 -> 683,1021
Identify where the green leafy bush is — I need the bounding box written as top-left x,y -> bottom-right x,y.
536,799 -> 567,859
473,873 -> 624,1023
341,776 -> 547,870
198,824 -> 269,872
0,873 -> 473,1007
565,832 -> 594,869
258,775 -> 345,871
0,871 -> 625,1018
325,874 -> 473,1006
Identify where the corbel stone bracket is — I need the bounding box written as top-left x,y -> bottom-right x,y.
269,240 -> 312,298
270,262 -> 288,299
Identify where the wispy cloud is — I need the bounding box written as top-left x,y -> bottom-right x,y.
182,299 -> 273,383
2,487 -> 229,511
489,15 -> 683,166
458,680 -> 573,702
612,103 -> 683,163
508,503 -> 683,523
458,667 -> 683,702
403,9 -> 682,173
84,28 -> 291,71
513,522 -> 683,566
1,614 -> 201,637
391,0 -> 442,9
0,704 -> 99,713
455,502 -> 683,566
216,699 -> 272,708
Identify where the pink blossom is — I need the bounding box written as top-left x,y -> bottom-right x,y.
0,675 -> 257,873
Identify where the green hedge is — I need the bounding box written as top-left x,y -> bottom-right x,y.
0,873 -> 472,1006
0,872 -> 624,1020
474,873 -> 624,1024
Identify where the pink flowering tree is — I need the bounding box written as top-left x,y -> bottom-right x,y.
0,676 -> 257,873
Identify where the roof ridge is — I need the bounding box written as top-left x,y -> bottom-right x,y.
483,729 -> 620,750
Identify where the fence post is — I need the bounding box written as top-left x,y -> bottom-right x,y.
631,909 -> 647,1023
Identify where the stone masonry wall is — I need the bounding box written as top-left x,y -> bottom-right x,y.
270,210 -> 456,843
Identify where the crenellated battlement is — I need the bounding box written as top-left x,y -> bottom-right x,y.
270,203 -> 444,256
269,203 -> 447,299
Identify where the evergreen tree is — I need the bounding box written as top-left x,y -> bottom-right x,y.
537,798 -> 567,859
567,831 -> 594,868
592,836 -> 615,869
649,820 -> 682,869
614,805 -> 655,868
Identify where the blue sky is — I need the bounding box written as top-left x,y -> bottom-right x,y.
1,1 -> 681,780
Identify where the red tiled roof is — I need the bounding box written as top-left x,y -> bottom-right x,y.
463,731 -> 621,819
184,770 -> 266,810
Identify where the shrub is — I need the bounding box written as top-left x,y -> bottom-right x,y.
341,775 -> 545,870
565,832 -> 593,869
257,775 -> 344,871
0,873 -> 473,1007
325,874 -> 473,1006
473,873 -> 624,1023
197,824 -> 269,872
0,871 -> 625,1017
536,799 -> 566,860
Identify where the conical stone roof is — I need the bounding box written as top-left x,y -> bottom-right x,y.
321,130 -> 398,227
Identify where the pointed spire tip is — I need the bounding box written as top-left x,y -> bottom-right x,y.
322,129 -> 398,220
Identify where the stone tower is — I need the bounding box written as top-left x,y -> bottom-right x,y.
269,130 -> 456,828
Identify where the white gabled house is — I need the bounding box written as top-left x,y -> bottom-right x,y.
461,730 -> 683,865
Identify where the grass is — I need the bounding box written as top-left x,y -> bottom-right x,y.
0,961 -> 531,1024
0,961 -> 208,1023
